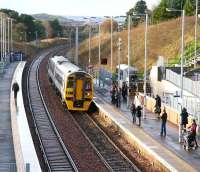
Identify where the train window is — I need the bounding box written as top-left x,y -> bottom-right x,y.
55,72 -> 63,86
85,80 -> 91,91
67,79 -> 74,88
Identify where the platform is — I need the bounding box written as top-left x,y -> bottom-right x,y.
0,63 -> 18,171
94,82 -> 200,172
10,62 -> 41,172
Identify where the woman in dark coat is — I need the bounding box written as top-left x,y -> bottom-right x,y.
180,107 -> 188,129
136,105 -> 142,126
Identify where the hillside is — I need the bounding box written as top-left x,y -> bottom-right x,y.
72,16 -> 199,72
32,13 -> 84,26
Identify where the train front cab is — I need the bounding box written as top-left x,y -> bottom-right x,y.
65,73 -> 93,111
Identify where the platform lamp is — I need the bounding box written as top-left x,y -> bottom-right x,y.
132,12 -> 149,119
194,0 -> 198,68
166,8 -> 185,143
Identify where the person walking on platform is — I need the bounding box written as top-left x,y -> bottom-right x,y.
180,107 -> 188,131
130,102 -> 136,123
154,95 -> 161,119
122,82 -> 127,101
136,105 -> 142,126
110,84 -> 115,104
12,81 -> 19,106
188,119 -> 198,148
116,88 -> 121,108
160,108 -> 167,137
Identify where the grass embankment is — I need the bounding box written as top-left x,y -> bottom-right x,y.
13,37 -> 68,62
71,16 -> 200,72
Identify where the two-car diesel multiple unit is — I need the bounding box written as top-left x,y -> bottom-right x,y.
48,56 -> 93,111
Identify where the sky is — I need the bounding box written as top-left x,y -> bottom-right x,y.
0,0 -> 160,16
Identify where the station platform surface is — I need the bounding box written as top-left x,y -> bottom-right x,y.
0,63 -> 18,171
11,62 -> 41,172
94,81 -> 200,172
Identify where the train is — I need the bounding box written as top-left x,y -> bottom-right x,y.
47,56 -> 93,111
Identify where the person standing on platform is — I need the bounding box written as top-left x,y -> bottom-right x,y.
180,107 -> 188,131
188,119 -> 198,148
130,102 -> 136,123
110,84 -> 115,104
160,108 -> 167,137
122,82 -> 127,100
12,81 -> 19,106
134,92 -> 141,107
155,95 -> 161,119
136,105 -> 142,126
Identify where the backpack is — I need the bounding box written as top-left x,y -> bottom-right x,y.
136,106 -> 142,117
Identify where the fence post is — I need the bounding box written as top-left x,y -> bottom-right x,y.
26,163 -> 30,172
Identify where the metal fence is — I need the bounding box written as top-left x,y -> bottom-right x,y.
0,163 -> 17,172
166,69 -> 200,98
0,61 -> 4,74
165,69 -> 200,122
163,92 -> 200,118
0,163 -> 30,172
0,54 -> 11,74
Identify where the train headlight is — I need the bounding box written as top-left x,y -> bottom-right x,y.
86,92 -> 90,96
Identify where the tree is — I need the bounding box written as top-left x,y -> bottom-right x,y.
133,0 -> 148,14
14,23 -> 27,41
19,14 -> 35,41
49,19 -> 63,37
152,0 -> 187,22
152,0 -> 174,22
34,20 -> 45,39
184,0 -> 194,16
0,9 -> 19,21
125,0 -> 148,26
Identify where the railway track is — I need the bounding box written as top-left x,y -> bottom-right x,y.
27,49 -> 79,172
73,112 -> 141,172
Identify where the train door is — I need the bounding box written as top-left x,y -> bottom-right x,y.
75,79 -> 83,100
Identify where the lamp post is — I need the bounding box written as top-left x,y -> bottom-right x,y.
7,18 -> 10,54
166,8 -> 185,143
75,26 -> 79,65
98,21 -> 101,86
111,16 -> 113,72
118,37 -> 122,91
89,23 -> 91,68
11,18 -> 13,52
83,17 -> 93,72
194,0 -> 198,68
4,18 -> 6,60
133,13 -> 148,119
127,14 -> 131,108
104,16 -> 114,72
1,16 -> 2,61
